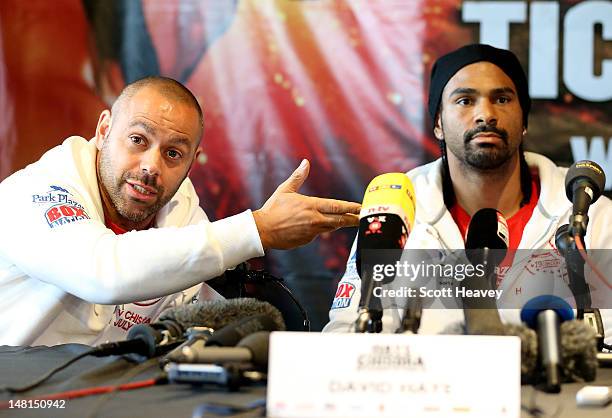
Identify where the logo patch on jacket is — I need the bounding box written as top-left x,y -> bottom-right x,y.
32,185 -> 90,228
45,204 -> 90,228
331,281 -> 356,309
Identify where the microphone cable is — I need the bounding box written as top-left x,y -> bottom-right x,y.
84,357 -> 162,418
0,360 -> 165,413
573,234 -> 612,290
0,348 -> 98,393
230,263 -> 311,331
272,279 -> 311,331
0,332 -> 171,394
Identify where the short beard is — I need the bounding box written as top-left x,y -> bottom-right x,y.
462,124 -> 514,170
98,140 -> 169,224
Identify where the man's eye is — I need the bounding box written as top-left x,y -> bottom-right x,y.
167,149 -> 182,160
456,98 -> 472,105
130,136 -> 144,145
497,96 -> 510,104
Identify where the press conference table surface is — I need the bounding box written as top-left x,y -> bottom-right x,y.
0,344 -> 610,418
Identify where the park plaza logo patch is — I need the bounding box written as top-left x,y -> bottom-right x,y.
32,185 -> 90,228
331,281 -> 356,309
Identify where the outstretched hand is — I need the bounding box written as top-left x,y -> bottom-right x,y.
252,159 -> 361,250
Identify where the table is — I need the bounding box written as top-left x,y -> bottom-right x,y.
0,344 -> 610,418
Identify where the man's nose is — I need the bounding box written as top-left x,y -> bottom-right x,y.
474,100 -> 497,126
140,148 -> 161,177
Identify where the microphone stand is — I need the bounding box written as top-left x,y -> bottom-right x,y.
355,270 -> 383,333
555,224 -> 591,312
396,296 -> 422,334
462,248 -> 505,335
556,225 -> 606,351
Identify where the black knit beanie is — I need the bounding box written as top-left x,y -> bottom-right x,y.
428,44 -> 531,128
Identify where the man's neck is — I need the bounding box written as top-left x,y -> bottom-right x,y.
448,154 -> 523,219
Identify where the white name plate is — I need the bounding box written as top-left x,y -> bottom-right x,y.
267,333 -> 520,418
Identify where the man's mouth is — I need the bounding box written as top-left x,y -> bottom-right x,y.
472,132 -> 501,139
466,130 -> 508,145
126,181 -> 158,197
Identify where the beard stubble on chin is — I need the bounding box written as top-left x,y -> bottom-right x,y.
461,124 -> 516,170
97,142 -> 169,224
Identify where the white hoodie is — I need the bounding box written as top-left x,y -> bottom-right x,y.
0,137 -> 264,346
324,152 -> 612,345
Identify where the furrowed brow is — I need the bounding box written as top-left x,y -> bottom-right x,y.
128,121 -> 157,135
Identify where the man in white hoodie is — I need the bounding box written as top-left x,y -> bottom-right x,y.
325,45 -> 612,345
0,76 -> 360,346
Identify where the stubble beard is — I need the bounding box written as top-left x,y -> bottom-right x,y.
447,124 -> 519,171
97,141 -> 169,224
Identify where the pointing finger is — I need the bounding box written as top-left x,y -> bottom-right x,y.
312,197 -> 361,215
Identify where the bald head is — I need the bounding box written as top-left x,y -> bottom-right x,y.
111,76 -> 204,137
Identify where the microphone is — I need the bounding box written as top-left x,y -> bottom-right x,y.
521,295 -> 575,393
559,320 -> 598,382
159,298 -> 285,330
565,160 -> 606,238
167,313 -> 285,363
461,209 -> 509,335
465,208 -> 509,276
92,319 -> 184,358
175,331 -> 271,369
354,173 -> 416,333
93,298 -> 284,358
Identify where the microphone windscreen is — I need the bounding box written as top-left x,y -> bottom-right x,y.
520,295 -> 574,329
501,323 -> 538,378
159,298 -> 286,332
560,320 -> 597,382
565,160 -> 605,203
356,173 -> 415,278
359,173 -> 416,228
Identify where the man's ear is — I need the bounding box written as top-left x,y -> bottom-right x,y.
188,148 -> 202,174
95,110 -> 111,150
433,114 -> 444,140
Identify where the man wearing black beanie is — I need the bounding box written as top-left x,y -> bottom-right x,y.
325,44 -> 612,343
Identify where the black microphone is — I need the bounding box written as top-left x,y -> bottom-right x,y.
93,298 -> 284,358
521,295 -> 575,393
462,208 -> 509,335
92,319 -> 184,358
167,313 -> 285,363
565,160 -> 606,238
465,208 -> 509,275
176,331 -> 271,369
354,173 -> 416,333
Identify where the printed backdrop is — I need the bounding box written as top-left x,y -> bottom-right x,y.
1,0 -> 611,329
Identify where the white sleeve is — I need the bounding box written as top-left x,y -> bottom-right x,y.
322,236 -> 361,333
0,181 -> 264,305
